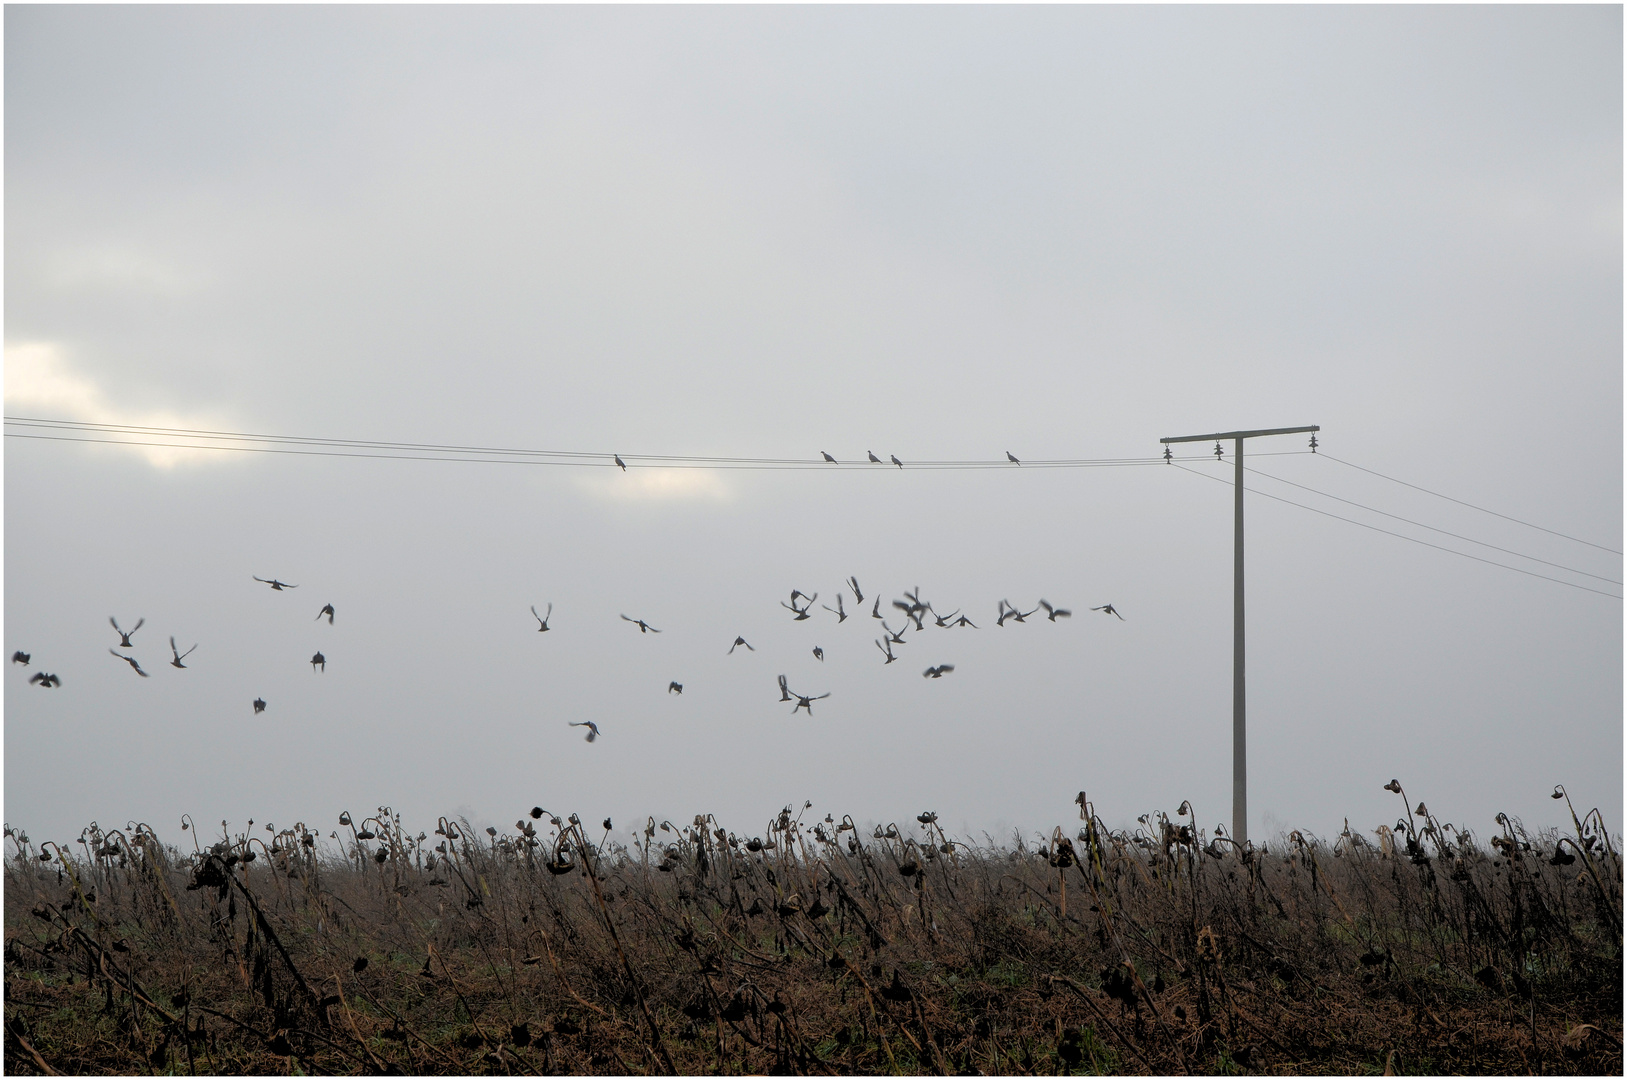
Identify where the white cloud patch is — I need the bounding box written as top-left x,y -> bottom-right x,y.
4,341 -> 234,469
573,465 -> 731,503
42,246 -> 205,297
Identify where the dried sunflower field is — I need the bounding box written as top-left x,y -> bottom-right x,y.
4,784 -> 1620,1075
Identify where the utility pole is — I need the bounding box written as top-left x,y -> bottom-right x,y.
1159,425 -> 1319,847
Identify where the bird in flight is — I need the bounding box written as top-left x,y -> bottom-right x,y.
997,600 -> 1037,627
823,594 -> 847,622
876,638 -> 898,665
893,592 -> 928,630
614,455 -> 627,471
782,591 -> 816,620
923,664 -> 955,679
729,636 -> 755,654
570,720 -> 601,742
890,455 -> 903,469
882,621 -> 907,645
29,672 -> 61,688
1038,600 -> 1072,621
932,608 -> 958,628
951,614 -> 979,629
253,577 -> 298,591
253,697 -> 267,714
870,597 -> 883,620
169,637 -> 198,669
12,651 -> 30,665
821,452 -> 838,463
1091,604 -> 1125,621
316,603 -> 335,624
791,689 -> 831,715
110,617 -> 144,647
311,651 -> 326,672
846,576 -> 864,604
109,649 -> 148,677
867,451 -> 882,464
531,604 -> 553,632
620,615 -> 661,634
668,681 -> 683,695
1007,451 -> 1021,465
777,674 -> 793,702
812,646 -> 824,662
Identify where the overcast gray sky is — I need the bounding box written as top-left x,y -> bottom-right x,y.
6,5 -> 1621,852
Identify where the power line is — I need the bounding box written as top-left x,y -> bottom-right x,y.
1239,464 -> 1622,587
1319,452 -> 1621,556
3,415 -> 1310,470
1172,464 -> 1623,600
4,430 -> 1172,470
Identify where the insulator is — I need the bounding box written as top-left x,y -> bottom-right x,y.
1163,446 -> 1172,464
1213,442 -> 1224,459
1308,433 -> 1318,453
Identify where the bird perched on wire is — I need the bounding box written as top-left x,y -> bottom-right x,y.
1091,604 -> 1125,621
30,672 -> 61,688
876,638 -> 898,665
923,664 -> 955,679
254,576 -> 297,591
316,603 -> 335,624
1007,451 -> 1021,465
729,636 -> 755,654
812,647 -> 824,662
613,455 -> 627,471
668,682 -> 683,695
823,594 -> 848,622
570,721 -> 601,742
12,651 -> 30,665
620,615 -> 661,633
169,637 -> 197,669
1038,600 -> 1072,621
311,651 -> 326,672
110,617 -> 144,647
253,697 -> 266,714
821,451 -> 838,463
109,649 -> 149,677
867,451 -> 882,464
531,604 -> 552,631
889,454 -> 903,468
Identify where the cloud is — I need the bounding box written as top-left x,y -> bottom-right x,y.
42,246 -> 205,297
4,341 -> 233,469
573,465 -> 731,503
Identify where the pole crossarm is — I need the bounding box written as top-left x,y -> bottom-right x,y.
1160,425 -> 1319,445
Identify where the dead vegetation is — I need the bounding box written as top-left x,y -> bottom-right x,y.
4,783 -> 1621,1074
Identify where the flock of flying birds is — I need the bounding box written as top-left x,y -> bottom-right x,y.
564,577 -> 1124,744
12,576 -> 334,713
13,573 -> 1123,742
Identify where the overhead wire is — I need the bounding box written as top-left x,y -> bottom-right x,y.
3,415 -> 1302,470
1171,463 -> 1622,600
9,414 -> 1614,596
1318,452 -> 1621,556
1239,464 -> 1622,586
